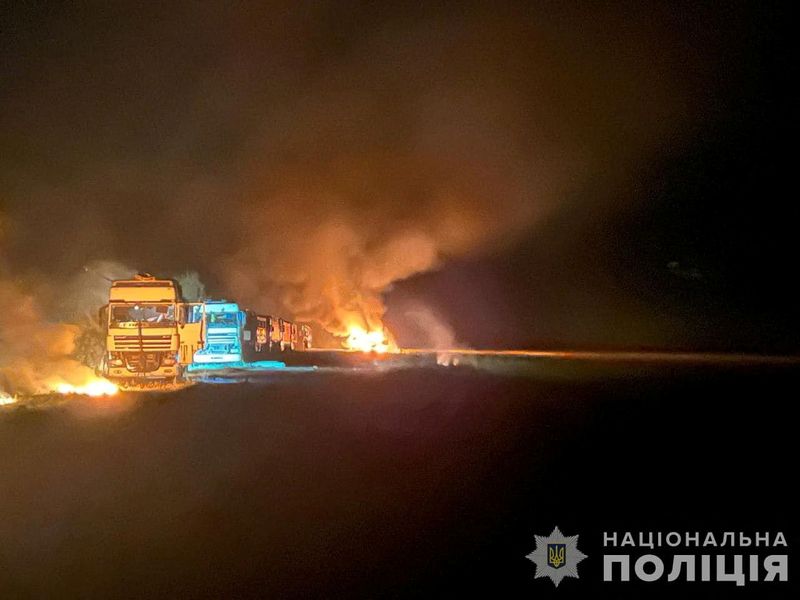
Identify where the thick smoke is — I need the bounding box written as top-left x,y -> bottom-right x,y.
1,3 -> 726,345
59,261 -> 137,321
0,279 -> 96,395
401,302 -> 461,350
218,5 -> 700,340
0,254 -> 130,394
223,140 -> 555,338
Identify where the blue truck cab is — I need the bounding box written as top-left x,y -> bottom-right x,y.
192,301 -> 244,364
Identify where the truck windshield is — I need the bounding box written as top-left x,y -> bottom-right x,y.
207,312 -> 238,326
110,304 -> 175,327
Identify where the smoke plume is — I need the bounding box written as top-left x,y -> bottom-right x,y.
216,4 -> 702,340
0,241 -> 114,394
402,302 -> 461,350
1,3 -> 728,345
0,279 -> 96,395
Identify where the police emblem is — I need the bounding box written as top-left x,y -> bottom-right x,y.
526,526 -> 587,587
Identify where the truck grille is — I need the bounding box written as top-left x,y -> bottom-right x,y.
114,335 -> 172,351
207,335 -> 238,344
206,332 -> 238,348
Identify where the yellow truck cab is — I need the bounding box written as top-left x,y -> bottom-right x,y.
101,274 -> 204,386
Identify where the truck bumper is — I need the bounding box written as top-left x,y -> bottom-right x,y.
107,366 -> 177,379
192,353 -> 243,364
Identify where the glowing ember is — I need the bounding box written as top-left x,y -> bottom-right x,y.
0,392 -> 16,406
343,325 -> 392,353
53,378 -> 119,397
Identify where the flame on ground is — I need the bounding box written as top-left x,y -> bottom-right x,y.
1,392 -> 16,406
342,325 -> 395,354
51,377 -> 119,397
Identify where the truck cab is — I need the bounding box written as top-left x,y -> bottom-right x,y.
192,301 -> 244,364
103,274 -> 182,384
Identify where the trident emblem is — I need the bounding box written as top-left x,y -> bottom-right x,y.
547,544 -> 566,569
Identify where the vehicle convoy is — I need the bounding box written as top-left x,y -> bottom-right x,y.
193,300 -> 312,365
100,276 -> 312,385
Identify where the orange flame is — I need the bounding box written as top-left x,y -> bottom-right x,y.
342,325 -> 396,353
51,377 -> 119,397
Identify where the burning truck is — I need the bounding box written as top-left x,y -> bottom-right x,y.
192,300 -> 312,366
99,275 -> 202,386
99,274 -> 312,386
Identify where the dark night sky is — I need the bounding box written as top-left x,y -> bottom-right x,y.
1,1 -> 795,351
